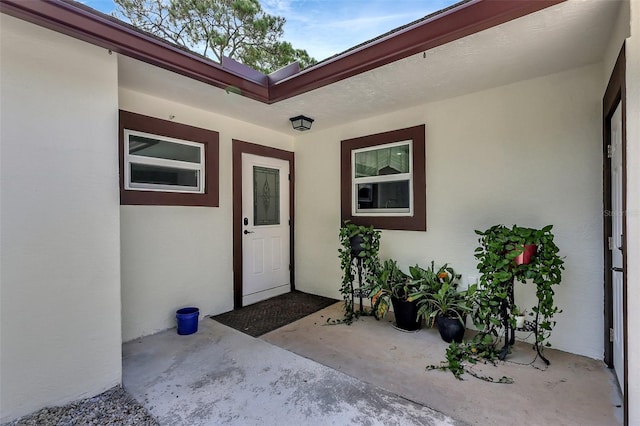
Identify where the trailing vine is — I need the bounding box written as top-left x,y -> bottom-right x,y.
334,221 -> 381,324
427,334 -> 512,383
474,224 -> 564,348
431,224 -> 564,381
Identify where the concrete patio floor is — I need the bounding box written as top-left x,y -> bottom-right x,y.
123,301 -> 622,426
123,315 -> 463,425
262,303 -> 623,426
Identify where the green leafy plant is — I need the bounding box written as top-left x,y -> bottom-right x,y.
420,282 -> 477,326
407,262 -> 464,326
336,221 -> 381,324
408,262 -> 456,294
512,305 -> 526,317
473,224 -> 564,347
368,259 -> 413,319
431,225 -> 564,381
427,333 -> 510,382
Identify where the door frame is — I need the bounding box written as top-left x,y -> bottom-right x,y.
233,140 -> 295,309
602,44 -> 627,422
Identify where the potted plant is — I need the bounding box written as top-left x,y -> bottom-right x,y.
421,282 -> 476,343
514,244 -> 537,265
408,262 -> 461,327
408,262 -> 448,296
337,221 -> 381,323
512,305 -> 526,329
473,224 -> 564,359
369,259 -> 421,331
429,224 -> 564,381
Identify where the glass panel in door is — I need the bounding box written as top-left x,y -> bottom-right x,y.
253,166 -> 280,226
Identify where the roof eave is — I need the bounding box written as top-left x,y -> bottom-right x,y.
0,0 -> 566,105
269,0 -> 566,102
0,0 -> 270,103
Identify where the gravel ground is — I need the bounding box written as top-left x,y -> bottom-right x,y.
2,386 -> 158,426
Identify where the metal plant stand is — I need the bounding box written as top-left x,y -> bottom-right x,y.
350,256 -> 367,313
498,277 -> 550,365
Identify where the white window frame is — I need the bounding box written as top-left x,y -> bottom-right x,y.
351,140 -> 413,217
124,129 -> 205,194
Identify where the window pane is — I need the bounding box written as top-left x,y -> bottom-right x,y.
355,144 -> 409,177
253,166 -> 280,226
356,181 -> 410,211
129,135 -> 201,163
130,163 -> 199,188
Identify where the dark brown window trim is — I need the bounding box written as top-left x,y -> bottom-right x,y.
119,110 -> 219,207
1,0 -> 564,105
341,125 -> 426,231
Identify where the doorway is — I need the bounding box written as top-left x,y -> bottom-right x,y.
602,45 -> 626,411
609,102 -> 624,389
233,140 -> 295,309
241,153 -> 290,305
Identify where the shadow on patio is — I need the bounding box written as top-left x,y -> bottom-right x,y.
123,302 -> 622,425
123,311 -> 462,425
262,303 -> 622,426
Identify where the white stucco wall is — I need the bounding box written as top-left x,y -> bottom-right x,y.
118,89 -> 294,342
0,16 -> 121,422
625,0 -> 639,423
603,0 -> 630,83
294,64 -> 604,359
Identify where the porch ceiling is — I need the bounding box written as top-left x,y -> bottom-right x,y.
118,0 -> 622,134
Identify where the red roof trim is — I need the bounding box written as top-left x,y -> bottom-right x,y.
0,0 -> 565,104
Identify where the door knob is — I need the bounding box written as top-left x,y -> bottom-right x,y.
244,230 -> 254,235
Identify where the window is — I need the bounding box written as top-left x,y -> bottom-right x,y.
253,166 -> 281,226
125,130 -> 204,193
341,125 -> 425,231
353,141 -> 412,215
119,110 -> 219,206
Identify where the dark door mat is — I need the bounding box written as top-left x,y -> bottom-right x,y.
211,291 -> 338,337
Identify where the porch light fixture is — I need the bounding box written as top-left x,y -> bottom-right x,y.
289,115 -> 314,131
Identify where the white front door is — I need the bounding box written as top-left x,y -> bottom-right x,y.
241,153 -> 290,306
610,102 -> 624,391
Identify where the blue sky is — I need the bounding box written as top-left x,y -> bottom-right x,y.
82,0 -> 458,61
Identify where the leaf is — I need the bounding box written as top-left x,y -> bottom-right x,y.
494,271 -> 512,282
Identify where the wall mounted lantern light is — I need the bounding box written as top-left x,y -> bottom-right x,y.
289,115 -> 314,131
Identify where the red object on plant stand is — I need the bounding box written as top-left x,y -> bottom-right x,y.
514,244 -> 537,265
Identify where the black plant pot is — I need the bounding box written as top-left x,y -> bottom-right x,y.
349,235 -> 365,257
391,298 -> 421,331
436,314 -> 466,343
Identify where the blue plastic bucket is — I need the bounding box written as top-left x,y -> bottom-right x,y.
176,307 -> 199,335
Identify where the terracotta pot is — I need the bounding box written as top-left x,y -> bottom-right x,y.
514,244 -> 537,265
